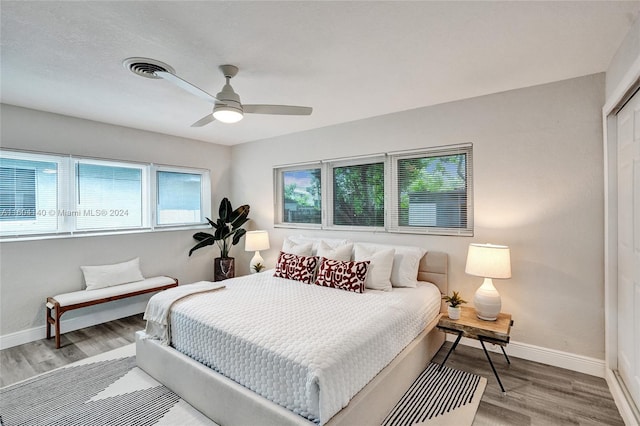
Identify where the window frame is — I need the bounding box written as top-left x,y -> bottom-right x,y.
152,165 -> 211,228
0,149 -> 212,241
389,143 -> 473,236
0,150 -> 69,237
273,162 -> 323,229
273,144 -> 473,236
324,155 -> 387,232
73,157 -> 150,233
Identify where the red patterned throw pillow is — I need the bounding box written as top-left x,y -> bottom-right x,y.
314,257 -> 370,293
274,251 -> 319,284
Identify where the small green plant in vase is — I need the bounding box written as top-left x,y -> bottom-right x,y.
442,291 -> 467,320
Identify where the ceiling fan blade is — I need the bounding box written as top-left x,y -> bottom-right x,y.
243,105 -> 312,116
155,71 -> 221,105
191,114 -> 216,127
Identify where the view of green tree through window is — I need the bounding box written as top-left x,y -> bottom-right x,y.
397,153 -> 467,228
333,162 -> 384,227
274,144 -> 472,235
282,168 -> 321,224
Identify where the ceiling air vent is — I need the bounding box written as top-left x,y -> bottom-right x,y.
122,57 -> 175,79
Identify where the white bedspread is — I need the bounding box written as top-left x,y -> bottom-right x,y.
168,272 -> 441,425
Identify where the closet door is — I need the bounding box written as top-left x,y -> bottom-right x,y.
617,88 -> 640,409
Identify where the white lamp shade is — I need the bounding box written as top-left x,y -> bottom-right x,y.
245,231 -> 270,252
466,243 -> 511,321
465,243 -> 511,279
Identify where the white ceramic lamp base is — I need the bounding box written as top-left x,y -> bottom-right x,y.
249,251 -> 264,274
473,277 -> 501,321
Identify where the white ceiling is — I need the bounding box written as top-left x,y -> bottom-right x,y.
1,1 -> 639,146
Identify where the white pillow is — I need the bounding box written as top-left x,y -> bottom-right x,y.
354,244 -> 395,291
390,245 -> 426,287
357,243 -> 426,288
317,241 -> 353,261
287,235 -> 351,255
81,258 -> 145,291
282,238 -> 313,256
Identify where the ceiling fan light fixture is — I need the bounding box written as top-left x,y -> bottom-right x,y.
213,105 -> 244,123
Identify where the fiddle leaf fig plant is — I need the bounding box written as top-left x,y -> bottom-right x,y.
189,197 -> 250,258
442,291 -> 467,308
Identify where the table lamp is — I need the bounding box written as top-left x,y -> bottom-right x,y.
465,243 -> 511,321
245,230 -> 270,273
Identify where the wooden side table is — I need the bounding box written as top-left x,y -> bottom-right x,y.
437,306 -> 513,393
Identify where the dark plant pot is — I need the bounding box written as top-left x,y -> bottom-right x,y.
214,257 -> 235,281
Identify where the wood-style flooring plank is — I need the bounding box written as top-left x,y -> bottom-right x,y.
0,314 -> 144,387
431,342 -> 624,426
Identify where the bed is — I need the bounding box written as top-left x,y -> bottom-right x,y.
136,249 -> 447,426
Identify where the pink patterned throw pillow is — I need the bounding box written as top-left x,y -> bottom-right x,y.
314,257 -> 370,293
274,251 -> 319,284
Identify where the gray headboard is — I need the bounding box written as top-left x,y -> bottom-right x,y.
417,251 -> 448,311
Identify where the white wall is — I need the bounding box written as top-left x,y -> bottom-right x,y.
0,104 -> 231,340
231,74 -> 606,360
606,12 -> 640,101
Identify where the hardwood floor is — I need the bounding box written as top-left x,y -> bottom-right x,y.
431,342 -> 624,425
0,314 -> 145,387
1,315 -> 625,425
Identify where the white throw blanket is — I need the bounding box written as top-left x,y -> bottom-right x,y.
143,281 -> 225,344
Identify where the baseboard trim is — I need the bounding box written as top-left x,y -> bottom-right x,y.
606,368 -> 640,425
0,301 -> 148,350
447,335 -> 606,378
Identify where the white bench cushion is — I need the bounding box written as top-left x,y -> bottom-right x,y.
51,276 -> 177,307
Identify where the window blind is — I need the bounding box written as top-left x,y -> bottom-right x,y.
0,153 -> 62,235
157,170 -> 202,225
75,161 -> 144,230
331,161 -> 385,228
390,143 -> 473,236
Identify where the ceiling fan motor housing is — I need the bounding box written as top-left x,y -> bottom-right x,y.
214,84 -> 243,114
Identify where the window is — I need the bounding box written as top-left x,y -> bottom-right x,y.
0,151 -> 65,236
328,157 -> 385,229
156,169 -> 208,226
75,160 -> 147,230
274,165 -> 321,226
0,149 -> 211,240
274,144 -> 473,236
390,144 -> 473,236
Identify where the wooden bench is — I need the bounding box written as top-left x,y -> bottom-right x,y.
46,276 -> 178,348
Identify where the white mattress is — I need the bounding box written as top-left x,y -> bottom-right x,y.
168,272 -> 441,425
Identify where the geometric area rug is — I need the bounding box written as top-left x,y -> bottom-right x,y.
382,363 -> 486,426
0,344 -> 483,426
0,344 -> 217,426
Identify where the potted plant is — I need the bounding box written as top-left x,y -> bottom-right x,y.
189,198 -> 250,281
442,291 -> 467,320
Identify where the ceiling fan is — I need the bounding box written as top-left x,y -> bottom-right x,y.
123,58 -> 312,126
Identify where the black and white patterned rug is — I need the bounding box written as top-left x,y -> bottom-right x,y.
1,345 -> 484,426
382,363 -> 486,426
0,345 -> 216,426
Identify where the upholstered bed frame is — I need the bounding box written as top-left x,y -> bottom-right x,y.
136,251 -> 448,426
